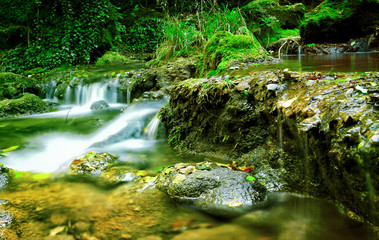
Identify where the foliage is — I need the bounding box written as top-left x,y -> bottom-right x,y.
1,0 -> 124,73
241,0 -> 305,46
125,17 -> 164,53
153,1 -> 250,64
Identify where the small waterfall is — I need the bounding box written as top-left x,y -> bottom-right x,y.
144,114 -> 160,140
65,81 -> 121,106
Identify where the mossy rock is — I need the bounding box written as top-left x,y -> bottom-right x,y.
301,0 -> 379,43
200,31 -> 267,76
0,93 -> 50,118
95,51 -> 132,66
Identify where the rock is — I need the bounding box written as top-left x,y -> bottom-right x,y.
236,81 -> 250,91
90,100 -> 109,110
0,210 -> 12,228
159,70 -> 379,225
370,134 -> 379,145
155,162 -> 267,218
70,152 -> 118,175
0,163 -> 9,190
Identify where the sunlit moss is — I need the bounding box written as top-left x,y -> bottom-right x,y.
200,31 -> 267,76
95,51 -> 132,66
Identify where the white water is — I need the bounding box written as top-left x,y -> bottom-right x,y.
2,99 -> 166,172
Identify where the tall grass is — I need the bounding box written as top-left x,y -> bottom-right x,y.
153,0 -> 252,64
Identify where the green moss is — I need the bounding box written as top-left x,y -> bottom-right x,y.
95,51 -> 131,66
200,31 -> 267,76
305,0 -> 355,26
0,93 -> 49,118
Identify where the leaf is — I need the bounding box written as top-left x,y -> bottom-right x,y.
355,85 -> 368,94
307,43 -> 315,47
246,176 -> 256,182
1,146 -> 19,153
32,173 -> 51,180
369,82 -> 377,87
350,41 -> 356,46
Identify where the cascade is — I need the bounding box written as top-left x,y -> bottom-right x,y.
1,98 -> 168,172
67,81 -> 121,106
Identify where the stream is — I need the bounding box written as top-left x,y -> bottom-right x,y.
0,56 -> 377,239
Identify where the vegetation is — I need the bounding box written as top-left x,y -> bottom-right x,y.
200,31 -> 268,76
0,93 -> 50,118
1,0 -> 124,73
95,51 -> 132,66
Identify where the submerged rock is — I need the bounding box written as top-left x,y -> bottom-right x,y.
70,152 -> 118,175
155,162 -> 267,218
90,100 -> 109,110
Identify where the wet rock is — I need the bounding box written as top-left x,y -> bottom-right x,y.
155,162 -> 267,218
370,134 -> 379,146
90,100 -> 109,110
70,152 -> 118,175
236,81 -> 249,91
0,210 -> 12,228
0,164 -> 9,190
267,83 -> 286,92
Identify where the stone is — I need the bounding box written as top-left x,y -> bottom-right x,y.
236,81 -> 250,91
155,163 -> 267,218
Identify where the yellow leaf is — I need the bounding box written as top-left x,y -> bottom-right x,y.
1,146 -> 19,153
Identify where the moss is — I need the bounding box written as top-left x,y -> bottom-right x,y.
95,51 -> 132,66
0,93 -> 50,118
242,0 -> 305,46
200,31 -> 267,76
301,0 -> 379,43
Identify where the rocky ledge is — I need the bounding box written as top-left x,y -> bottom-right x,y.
159,69 -> 379,226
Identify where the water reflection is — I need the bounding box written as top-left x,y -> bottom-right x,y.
252,52 -> 379,72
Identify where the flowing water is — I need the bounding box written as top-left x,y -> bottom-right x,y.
0,61 -> 376,239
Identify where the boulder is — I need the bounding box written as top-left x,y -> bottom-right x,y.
0,93 -> 50,118
155,162 -> 267,217
90,100 -> 109,110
